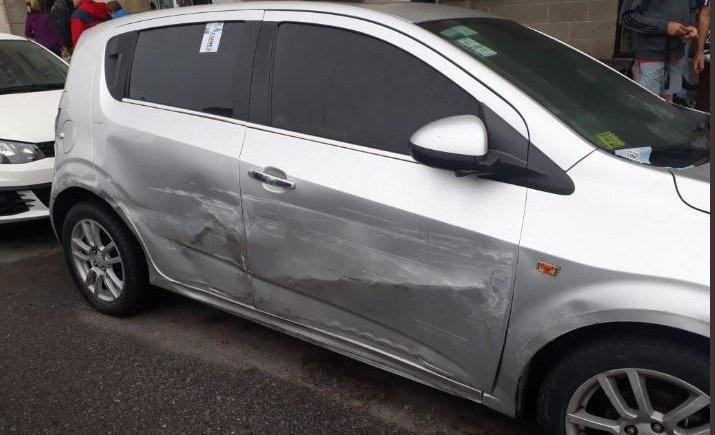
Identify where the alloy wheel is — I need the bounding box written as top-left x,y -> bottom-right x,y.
70,218 -> 125,303
565,368 -> 710,435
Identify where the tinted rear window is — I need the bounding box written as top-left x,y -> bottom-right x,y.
129,21 -> 257,119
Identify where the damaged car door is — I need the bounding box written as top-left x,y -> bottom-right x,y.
239,16 -> 529,392
93,15 -> 261,302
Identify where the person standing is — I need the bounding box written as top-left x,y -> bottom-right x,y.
25,0 -> 68,56
50,0 -> 72,55
693,0 -> 710,73
619,0 -> 701,101
693,0 -> 710,110
70,0 -> 109,46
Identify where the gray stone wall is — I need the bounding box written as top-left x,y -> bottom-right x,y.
443,0 -> 620,58
1,0 -> 26,36
0,1 -> 12,34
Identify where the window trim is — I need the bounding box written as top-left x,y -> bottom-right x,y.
105,31 -> 138,101
253,13 -> 573,195
105,6 -> 593,169
122,97 -> 415,163
102,9 -> 264,113
110,9 -> 530,153
264,20 -> 491,157
117,11 -> 573,195
259,10 -> 529,142
124,20 -> 260,120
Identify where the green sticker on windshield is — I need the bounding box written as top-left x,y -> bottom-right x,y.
595,131 -> 626,150
440,25 -> 478,39
455,38 -> 497,58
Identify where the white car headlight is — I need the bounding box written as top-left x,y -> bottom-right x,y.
0,140 -> 45,164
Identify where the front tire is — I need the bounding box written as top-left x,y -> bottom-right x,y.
62,200 -> 149,316
537,334 -> 709,435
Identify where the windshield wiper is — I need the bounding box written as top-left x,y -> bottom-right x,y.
0,83 -> 64,94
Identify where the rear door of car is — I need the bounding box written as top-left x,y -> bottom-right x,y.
239,12 -> 530,391
93,11 -> 262,303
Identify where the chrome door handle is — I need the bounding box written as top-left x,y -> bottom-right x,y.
248,170 -> 296,189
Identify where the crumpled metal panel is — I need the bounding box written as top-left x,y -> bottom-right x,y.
242,176 -> 518,389
91,106 -> 252,303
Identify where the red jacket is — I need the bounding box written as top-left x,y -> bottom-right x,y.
70,0 -> 109,46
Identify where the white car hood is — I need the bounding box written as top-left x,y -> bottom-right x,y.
0,89 -> 62,143
673,163 -> 710,213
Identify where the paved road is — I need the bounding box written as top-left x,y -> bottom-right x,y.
0,219 -> 57,263
0,220 -> 535,434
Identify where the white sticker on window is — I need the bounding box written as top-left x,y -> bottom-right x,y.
615,146 -> 652,164
200,22 -> 224,53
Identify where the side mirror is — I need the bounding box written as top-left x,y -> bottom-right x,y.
409,115 -> 489,171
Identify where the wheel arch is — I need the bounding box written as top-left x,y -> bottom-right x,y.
51,186 -> 103,242
515,321 -> 710,419
51,186 -> 150,267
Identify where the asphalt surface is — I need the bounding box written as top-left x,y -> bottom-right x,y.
0,219 -> 535,434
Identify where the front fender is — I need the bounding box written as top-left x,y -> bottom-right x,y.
488,247 -> 709,417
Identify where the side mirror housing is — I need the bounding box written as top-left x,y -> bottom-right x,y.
409,115 -> 488,171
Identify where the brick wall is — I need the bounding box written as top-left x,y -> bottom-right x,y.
443,0 -> 620,59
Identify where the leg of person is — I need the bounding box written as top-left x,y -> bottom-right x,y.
675,41 -> 692,101
662,60 -> 684,102
695,61 -> 710,111
634,61 -> 667,96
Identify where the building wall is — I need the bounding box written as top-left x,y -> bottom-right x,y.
0,0 -> 620,59
1,0 -> 26,36
442,0 -> 620,59
0,0 -> 12,33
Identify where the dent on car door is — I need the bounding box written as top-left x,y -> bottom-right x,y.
239,21 -> 529,391
93,20 -> 260,302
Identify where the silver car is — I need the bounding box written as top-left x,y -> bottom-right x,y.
51,3 -> 710,434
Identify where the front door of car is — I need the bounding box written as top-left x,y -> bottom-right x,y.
240,15 -> 529,391
93,13 -> 261,303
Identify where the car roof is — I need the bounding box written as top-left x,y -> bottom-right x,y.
111,1 -> 499,29
358,2 -> 498,23
0,33 -> 26,41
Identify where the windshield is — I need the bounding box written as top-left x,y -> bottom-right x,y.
0,40 -> 67,94
420,18 -> 710,169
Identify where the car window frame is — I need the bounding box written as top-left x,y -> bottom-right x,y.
265,22 -> 489,157
250,11 -> 530,164
110,9 -> 573,194
107,10 -> 264,120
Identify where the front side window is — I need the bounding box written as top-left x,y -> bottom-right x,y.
0,40 -> 67,94
129,21 -> 255,119
421,18 -> 710,169
269,23 -> 485,155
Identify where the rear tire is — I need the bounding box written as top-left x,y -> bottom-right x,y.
537,334 -> 709,435
62,200 -> 150,316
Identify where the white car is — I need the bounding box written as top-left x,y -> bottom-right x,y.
0,33 -> 66,223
